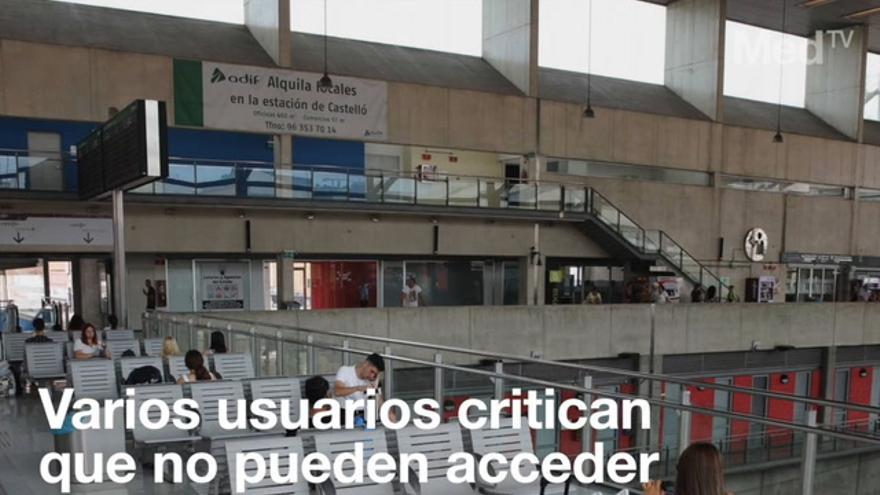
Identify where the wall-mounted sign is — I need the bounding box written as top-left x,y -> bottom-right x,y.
0,217 -> 111,247
174,60 -> 388,141
197,262 -> 247,311
781,252 -> 854,265
744,228 -> 768,262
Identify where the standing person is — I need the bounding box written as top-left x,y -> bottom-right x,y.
726,285 -> 740,303
359,283 -> 371,308
205,331 -> 227,356
690,285 -> 705,303
400,275 -> 425,307
584,285 -> 603,304
654,283 -> 669,304
334,353 -> 395,422
143,279 -> 156,311
643,443 -> 729,495
25,318 -> 53,344
705,285 -> 717,303
74,324 -> 110,360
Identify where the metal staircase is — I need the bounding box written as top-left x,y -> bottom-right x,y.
583,189 -> 729,295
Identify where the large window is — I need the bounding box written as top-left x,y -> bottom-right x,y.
548,159 -> 710,187
866,53 -> 880,122
724,22 -> 807,107
55,0 -> 245,23
785,267 -> 839,303
291,0 -> 482,56
539,0 -> 666,84
720,175 -> 849,198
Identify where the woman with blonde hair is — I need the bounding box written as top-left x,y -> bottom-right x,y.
161,336 -> 181,359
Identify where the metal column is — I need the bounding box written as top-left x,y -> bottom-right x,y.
802,409 -> 818,495
112,190 -> 127,327
678,389 -> 692,457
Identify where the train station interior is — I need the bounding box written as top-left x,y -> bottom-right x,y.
2,0 -> 880,493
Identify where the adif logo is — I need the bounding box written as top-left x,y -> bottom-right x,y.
210,68 -> 226,83
209,67 -> 260,85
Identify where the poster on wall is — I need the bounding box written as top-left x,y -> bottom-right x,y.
197,262 -> 248,311
174,59 -> 388,141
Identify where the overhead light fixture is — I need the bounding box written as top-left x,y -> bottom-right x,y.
773,0 -> 787,144
780,374 -> 790,385
305,212 -> 316,221
844,6 -> 880,20
318,0 -> 333,89
370,215 -> 380,223
583,0 -> 595,119
859,368 -> 869,378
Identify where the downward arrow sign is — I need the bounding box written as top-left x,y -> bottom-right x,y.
83,232 -> 94,244
12,232 -> 24,244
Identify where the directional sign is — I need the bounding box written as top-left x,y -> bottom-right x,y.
0,217 -> 112,247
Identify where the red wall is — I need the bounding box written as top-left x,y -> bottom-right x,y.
688,379 -> 715,444
848,367 -> 873,430
767,373 -> 797,447
310,261 -> 377,309
730,375 -> 753,454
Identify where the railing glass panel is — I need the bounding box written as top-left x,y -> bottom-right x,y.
564,187 -> 587,213
416,179 -> 447,206
448,178 -> 479,207
384,176 -> 416,203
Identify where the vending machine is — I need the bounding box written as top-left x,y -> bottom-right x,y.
745,276 -> 777,303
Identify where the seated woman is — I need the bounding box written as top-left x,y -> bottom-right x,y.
204,331 -> 227,356
74,323 -> 110,360
161,336 -> 181,359
176,350 -> 217,384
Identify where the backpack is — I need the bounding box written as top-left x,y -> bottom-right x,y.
125,365 -> 162,385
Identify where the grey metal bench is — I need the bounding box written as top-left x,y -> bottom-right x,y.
397,422 -> 474,495
68,330 -> 81,342
212,352 -> 255,381
107,338 -> 141,357
118,356 -> 164,386
224,436 -> 312,495
104,329 -> 136,341
24,342 -> 66,382
246,377 -> 303,433
313,429 -> 399,495
130,384 -> 199,445
470,419 -> 570,495
68,359 -> 118,400
143,338 -> 164,357
2,333 -> 30,362
168,355 -> 189,382
189,381 -> 275,494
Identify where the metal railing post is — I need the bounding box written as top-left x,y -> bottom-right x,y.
446,177 -> 450,207
581,375 -> 594,456
679,389 -> 692,457
226,324 -> 233,352
307,335 -> 317,375
276,330 -> 284,376
249,326 -> 259,377
384,345 -> 393,400
434,353 -> 444,405
187,318 -> 195,351
802,409 -> 818,495
494,361 -> 505,400
342,339 -> 351,366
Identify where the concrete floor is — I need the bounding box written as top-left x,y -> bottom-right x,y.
0,396 -> 196,495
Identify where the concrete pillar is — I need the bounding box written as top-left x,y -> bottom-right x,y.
482,0 -> 539,96
77,258 -> 102,327
664,0 -> 726,121
805,26 -> 868,141
244,0 -> 291,67
277,255 -> 296,309
526,224 -> 545,305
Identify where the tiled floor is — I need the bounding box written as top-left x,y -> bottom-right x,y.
0,396 -> 196,495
